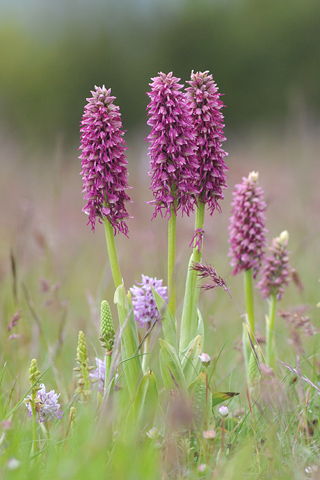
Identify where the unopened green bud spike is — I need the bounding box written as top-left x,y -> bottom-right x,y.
77,331 -> 88,366
29,359 -> 41,393
100,300 -> 115,353
75,331 -> 93,399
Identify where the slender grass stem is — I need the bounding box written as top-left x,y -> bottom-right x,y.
168,206 -> 177,316
266,292 -> 277,370
104,218 -> 122,289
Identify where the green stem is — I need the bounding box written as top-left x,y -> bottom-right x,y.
244,269 -> 255,336
142,335 -> 150,374
243,269 -> 255,380
104,354 -> 112,396
104,219 -> 141,397
193,202 -> 205,262
204,366 -> 208,430
168,206 -> 177,316
31,402 -> 37,456
266,292 -> 277,370
104,219 -> 122,289
179,201 -> 205,352
242,323 -> 250,381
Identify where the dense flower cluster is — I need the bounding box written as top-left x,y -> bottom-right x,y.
257,231 -> 291,300
79,85 -> 132,235
25,384 -> 63,423
146,72 -> 199,219
130,275 -> 168,328
185,71 -> 228,214
228,172 -> 267,278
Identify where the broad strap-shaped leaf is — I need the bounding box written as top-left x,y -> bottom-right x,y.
179,253 -> 201,352
127,370 -> 158,431
151,286 -> 177,351
188,371 -> 212,429
180,334 -> 202,386
195,309 -> 205,343
159,338 -> 186,393
212,391 -> 239,408
114,284 -> 142,399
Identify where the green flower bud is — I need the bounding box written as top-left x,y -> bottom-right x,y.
100,300 -> 115,353
75,331 -> 93,400
77,331 -> 88,367
28,359 -> 41,393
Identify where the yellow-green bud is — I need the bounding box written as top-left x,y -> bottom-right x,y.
29,359 -> 41,388
76,331 -> 88,367
100,300 -> 115,352
75,331 -> 93,400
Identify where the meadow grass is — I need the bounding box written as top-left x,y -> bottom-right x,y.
0,129 -> 319,479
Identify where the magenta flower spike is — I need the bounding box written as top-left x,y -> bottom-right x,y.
130,275 -> 168,328
79,85 -> 132,236
146,72 -> 199,219
185,71 -> 228,214
228,172 -> 267,278
257,231 -> 291,300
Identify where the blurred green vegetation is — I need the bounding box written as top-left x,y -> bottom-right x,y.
0,0 -> 319,148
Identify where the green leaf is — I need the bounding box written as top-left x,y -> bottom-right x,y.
114,284 -> 142,398
160,351 -> 173,391
151,286 -> 177,351
188,371 -> 212,429
196,309 -> 205,344
159,339 -> 186,392
179,253 -> 200,352
180,334 -> 202,386
127,370 -> 158,430
212,392 -> 239,408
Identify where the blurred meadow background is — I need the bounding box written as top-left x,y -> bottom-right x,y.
1,0 -> 320,478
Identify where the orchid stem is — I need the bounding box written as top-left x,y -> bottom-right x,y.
31,401 -> 37,457
104,354 -> 112,396
179,200 -> 205,352
104,218 -> 122,289
168,206 -> 177,316
266,292 -> 277,371
243,268 -> 255,379
142,334 -> 150,374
